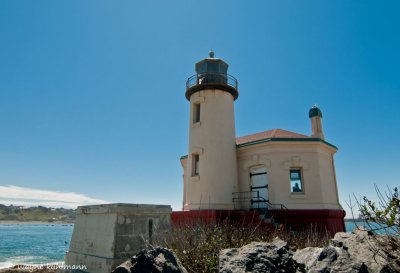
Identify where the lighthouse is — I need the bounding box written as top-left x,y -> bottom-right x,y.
183,51 -> 239,210
176,52 -> 345,234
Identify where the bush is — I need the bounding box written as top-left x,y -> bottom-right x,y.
359,186 -> 399,235
348,185 -> 400,268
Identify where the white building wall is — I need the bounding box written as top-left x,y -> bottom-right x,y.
182,140 -> 342,211
180,156 -> 188,210
318,151 -> 341,207
236,141 -> 342,210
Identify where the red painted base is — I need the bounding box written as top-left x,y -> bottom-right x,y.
171,210 -> 264,226
269,209 -> 346,235
171,209 -> 345,235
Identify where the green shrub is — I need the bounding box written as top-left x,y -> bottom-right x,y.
348,185 -> 400,268
359,186 -> 399,235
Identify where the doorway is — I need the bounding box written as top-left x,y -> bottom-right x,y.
250,167 -> 268,208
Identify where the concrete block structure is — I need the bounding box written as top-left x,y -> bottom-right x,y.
64,203 -> 171,273
174,51 -> 345,234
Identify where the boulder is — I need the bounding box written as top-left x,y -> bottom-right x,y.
293,227 -> 400,273
219,238 -> 305,273
294,245 -> 368,273
219,228 -> 400,273
112,247 -> 187,273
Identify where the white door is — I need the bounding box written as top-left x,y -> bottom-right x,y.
250,167 -> 268,208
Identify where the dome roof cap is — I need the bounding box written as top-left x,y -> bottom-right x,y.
309,105 -> 323,118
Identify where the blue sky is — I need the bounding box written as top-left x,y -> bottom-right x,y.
0,1 -> 399,215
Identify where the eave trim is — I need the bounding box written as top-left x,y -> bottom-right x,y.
236,137 -> 338,150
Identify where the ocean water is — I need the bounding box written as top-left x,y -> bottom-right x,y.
345,220 -> 398,235
0,224 -> 73,269
345,221 -> 364,232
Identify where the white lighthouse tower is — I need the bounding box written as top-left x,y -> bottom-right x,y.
183,51 -> 239,210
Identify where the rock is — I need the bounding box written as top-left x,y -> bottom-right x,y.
292,247 -> 323,269
220,228 -> 400,273
111,247 -> 187,273
219,238 -> 305,273
292,227 -> 400,273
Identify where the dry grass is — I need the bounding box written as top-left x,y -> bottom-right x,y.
156,220 -> 330,273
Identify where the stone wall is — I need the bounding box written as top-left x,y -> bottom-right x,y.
63,203 -> 171,273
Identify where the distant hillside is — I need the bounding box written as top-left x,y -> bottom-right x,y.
0,204 -> 76,223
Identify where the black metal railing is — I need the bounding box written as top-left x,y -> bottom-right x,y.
232,190 -> 288,211
232,190 -> 258,210
186,73 -> 238,90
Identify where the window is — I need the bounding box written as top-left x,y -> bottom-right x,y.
192,154 -> 199,176
290,169 -> 303,193
207,62 -> 219,73
193,103 -> 201,123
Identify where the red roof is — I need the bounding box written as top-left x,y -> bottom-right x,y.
236,128 -> 310,145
